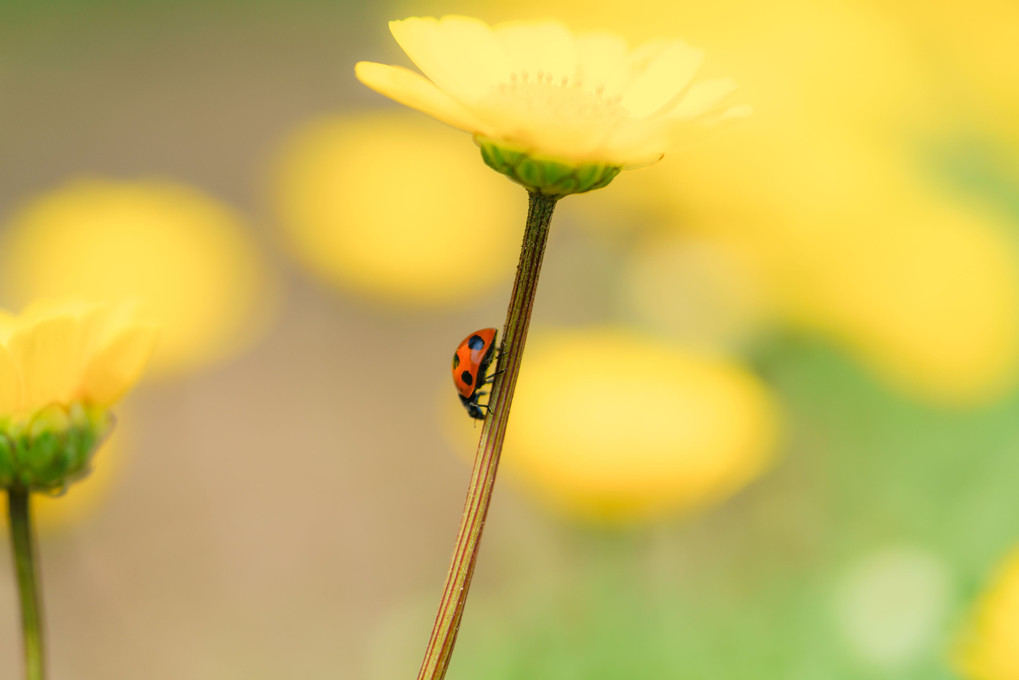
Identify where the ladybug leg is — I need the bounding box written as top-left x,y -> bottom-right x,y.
483,369 -> 506,384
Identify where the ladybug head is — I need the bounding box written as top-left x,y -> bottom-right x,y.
459,393 -> 487,420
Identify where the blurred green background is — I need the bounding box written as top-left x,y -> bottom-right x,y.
2,1 -> 1019,678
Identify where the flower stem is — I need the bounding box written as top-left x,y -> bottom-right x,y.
416,192 -> 559,680
7,488 -> 45,680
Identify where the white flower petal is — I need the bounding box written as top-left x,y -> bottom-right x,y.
666,78 -> 740,120
389,16 -> 510,107
494,20 -> 576,80
621,41 -> 704,119
355,62 -> 492,135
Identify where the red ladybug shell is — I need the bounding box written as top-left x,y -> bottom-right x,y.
452,328 -> 497,399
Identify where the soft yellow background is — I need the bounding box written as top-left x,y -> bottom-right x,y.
1,2 -> 1017,679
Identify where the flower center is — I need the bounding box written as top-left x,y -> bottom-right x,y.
484,71 -> 629,127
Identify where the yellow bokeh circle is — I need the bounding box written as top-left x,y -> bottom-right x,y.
799,196 -> 1019,407
448,328 -> 780,524
271,110 -> 521,307
0,179 -> 276,377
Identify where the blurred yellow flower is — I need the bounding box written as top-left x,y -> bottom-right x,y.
356,16 -> 748,194
580,126 -> 1019,406
271,111 -> 520,306
881,0 -> 1019,140
956,549 -> 1019,680
446,328 -> 778,523
802,195 -> 1019,406
0,301 -> 156,491
0,179 -> 276,377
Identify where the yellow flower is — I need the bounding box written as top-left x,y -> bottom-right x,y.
356,16 -> 748,195
272,111 -> 520,306
956,549 -> 1019,680
577,122 -> 1019,405
0,179 -> 276,377
0,301 -> 156,492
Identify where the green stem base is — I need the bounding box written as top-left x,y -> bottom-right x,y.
7,489 -> 45,680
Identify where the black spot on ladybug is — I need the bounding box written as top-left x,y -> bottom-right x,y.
452,354 -> 460,369
468,334 -> 485,350
460,370 -> 473,386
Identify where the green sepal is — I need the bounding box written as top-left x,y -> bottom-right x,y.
0,403 -> 113,493
475,136 -> 622,197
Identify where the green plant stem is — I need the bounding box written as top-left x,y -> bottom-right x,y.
416,192 -> 559,680
7,488 -> 45,680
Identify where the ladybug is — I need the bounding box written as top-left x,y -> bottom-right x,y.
452,328 -> 498,420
